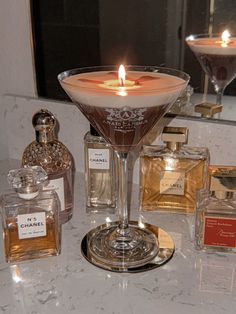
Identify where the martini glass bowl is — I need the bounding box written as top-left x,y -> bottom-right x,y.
186,33 -> 236,106
58,65 -> 189,272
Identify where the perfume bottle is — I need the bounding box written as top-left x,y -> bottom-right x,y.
195,166 -> 236,252
1,166 -> 61,263
84,125 -> 116,213
22,109 -> 74,224
139,126 -> 209,213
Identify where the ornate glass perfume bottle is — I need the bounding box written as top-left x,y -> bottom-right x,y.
1,166 -> 61,263
84,125 -> 116,213
195,166 -> 236,252
22,109 -> 74,223
139,126 -> 209,213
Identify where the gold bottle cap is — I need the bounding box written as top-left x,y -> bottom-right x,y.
209,166 -> 236,192
32,109 -> 56,142
162,127 -> 188,143
195,103 -> 223,118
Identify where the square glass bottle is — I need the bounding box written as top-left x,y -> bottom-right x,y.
84,125 -> 116,213
195,166 -> 236,252
1,166 -> 61,263
139,126 -> 209,213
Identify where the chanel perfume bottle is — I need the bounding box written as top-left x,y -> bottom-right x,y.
84,125 -> 116,213
139,127 -> 209,213
22,109 -> 74,224
195,166 -> 236,252
1,166 -> 61,263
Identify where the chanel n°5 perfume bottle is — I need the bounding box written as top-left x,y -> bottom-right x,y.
195,166 -> 236,252
1,166 -> 61,263
139,126 -> 209,213
84,125 -> 116,213
22,109 -> 74,224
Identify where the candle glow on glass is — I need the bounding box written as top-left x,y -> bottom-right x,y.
221,29 -> 231,47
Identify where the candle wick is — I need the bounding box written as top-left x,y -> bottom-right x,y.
121,78 -> 124,87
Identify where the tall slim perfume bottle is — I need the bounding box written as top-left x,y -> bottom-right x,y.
1,166 -> 61,263
139,127 -> 209,213
22,109 -> 74,224
84,125 -> 116,213
195,166 -> 236,252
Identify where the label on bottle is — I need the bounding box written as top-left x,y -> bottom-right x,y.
88,149 -> 110,170
17,212 -> 46,239
160,171 -> 185,195
203,216 -> 236,248
44,177 -> 65,212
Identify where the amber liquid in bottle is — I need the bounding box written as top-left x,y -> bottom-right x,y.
140,155 -> 207,213
4,217 -> 58,262
139,127 -> 209,214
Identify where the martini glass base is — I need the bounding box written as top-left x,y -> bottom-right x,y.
81,221 -> 175,273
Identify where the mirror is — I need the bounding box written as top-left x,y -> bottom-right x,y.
31,0 -> 236,123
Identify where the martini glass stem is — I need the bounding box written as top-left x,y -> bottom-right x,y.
115,151 -> 130,237
215,86 -> 225,106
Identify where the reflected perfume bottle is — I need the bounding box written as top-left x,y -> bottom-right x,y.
0,166 -> 61,263
139,126 -> 209,213
22,109 -> 74,224
84,125 -> 116,213
195,166 -> 236,252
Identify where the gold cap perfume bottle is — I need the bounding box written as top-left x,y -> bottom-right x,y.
22,109 -> 74,224
139,126 -> 209,213
195,166 -> 236,252
0,166 -> 61,263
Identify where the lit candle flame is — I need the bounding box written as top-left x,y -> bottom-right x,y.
221,29 -> 230,47
118,64 -> 126,86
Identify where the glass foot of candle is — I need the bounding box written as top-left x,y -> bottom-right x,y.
81,221 -> 175,273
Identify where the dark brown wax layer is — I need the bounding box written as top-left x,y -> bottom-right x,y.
77,103 -> 170,152
196,53 -> 236,90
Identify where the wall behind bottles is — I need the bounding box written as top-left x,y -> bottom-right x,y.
2,94 -> 236,184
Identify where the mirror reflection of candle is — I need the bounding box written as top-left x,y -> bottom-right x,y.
221,29 -> 230,47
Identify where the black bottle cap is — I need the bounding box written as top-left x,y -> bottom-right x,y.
90,125 -> 100,136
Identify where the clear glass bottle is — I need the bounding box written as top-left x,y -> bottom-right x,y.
22,109 -> 74,224
139,126 -> 209,213
195,166 -> 236,252
84,125 -> 116,213
1,166 -> 61,263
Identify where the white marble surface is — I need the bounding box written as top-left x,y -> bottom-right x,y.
0,160 -> 236,314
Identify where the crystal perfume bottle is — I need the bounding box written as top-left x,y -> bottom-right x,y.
139,126 -> 209,213
195,166 -> 236,252
1,166 -> 61,263
22,109 -> 74,224
84,125 -> 116,213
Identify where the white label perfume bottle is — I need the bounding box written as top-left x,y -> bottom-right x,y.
139,126 -> 210,213
21,109 -> 74,224
195,166 -> 236,252
0,166 -> 61,263
84,125 -> 116,213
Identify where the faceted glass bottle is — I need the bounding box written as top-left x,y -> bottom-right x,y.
195,166 -> 236,252
22,109 -> 74,224
139,127 -> 209,213
84,125 -> 116,213
1,166 -> 61,263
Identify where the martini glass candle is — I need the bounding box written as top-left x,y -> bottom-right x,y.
58,65 -> 189,272
186,30 -> 236,106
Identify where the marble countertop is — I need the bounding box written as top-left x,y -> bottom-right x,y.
0,160 -> 236,314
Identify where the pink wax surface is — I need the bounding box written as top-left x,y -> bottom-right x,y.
187,37 -> 236,55
61,71 -> 187,108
